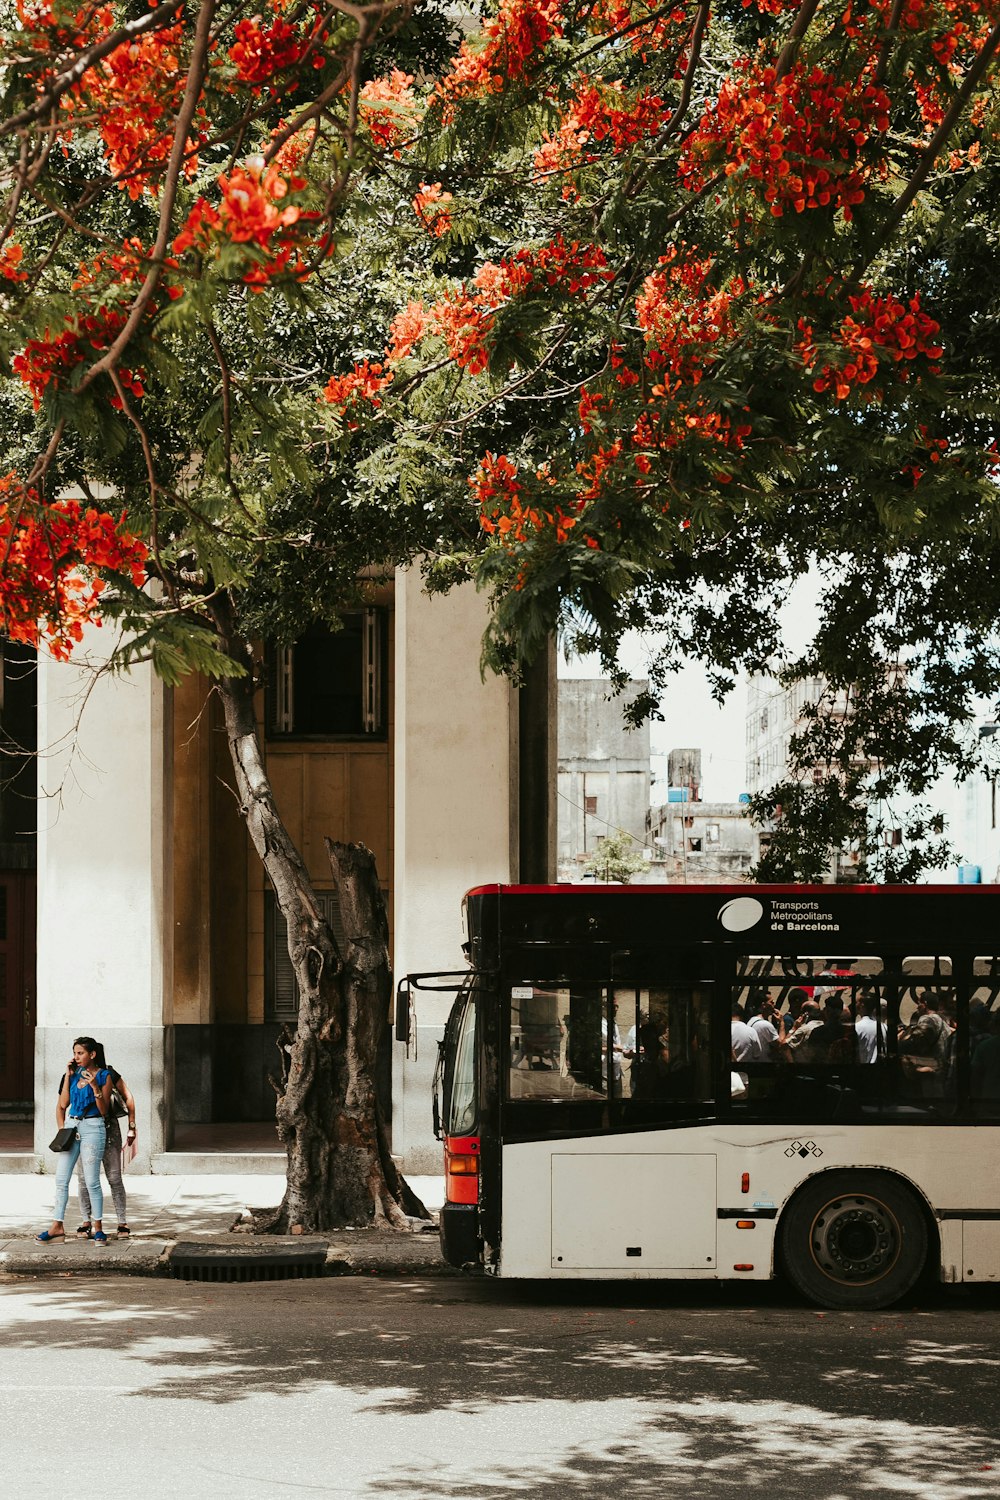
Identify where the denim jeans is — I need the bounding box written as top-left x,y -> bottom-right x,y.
77,1114 -> 127,1224
54,1117 -> 106,1222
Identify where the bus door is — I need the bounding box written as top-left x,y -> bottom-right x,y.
544,947 -> 719,1274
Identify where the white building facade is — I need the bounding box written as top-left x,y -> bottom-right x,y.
7,571 -> 553,1174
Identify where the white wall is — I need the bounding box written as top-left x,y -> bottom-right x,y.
34,627 -> 170,1167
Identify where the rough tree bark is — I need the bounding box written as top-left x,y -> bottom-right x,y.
212,602 -> 428,1231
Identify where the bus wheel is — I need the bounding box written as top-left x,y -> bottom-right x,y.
779,1171 -> 929,1311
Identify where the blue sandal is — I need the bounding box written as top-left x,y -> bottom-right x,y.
92,1231 -> 108,1245
34,1229 -> 65,1242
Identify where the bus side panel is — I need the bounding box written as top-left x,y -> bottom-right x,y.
497,1124 -> 1000,1281
550,1153 -> 717,1270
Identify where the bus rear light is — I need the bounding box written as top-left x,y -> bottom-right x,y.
736,1221 -> 755,1230
444,1135 -> 480,1205
741,1173 -> 750,1194
733,1264 -> 754,1272
448,1154 -> 478,1174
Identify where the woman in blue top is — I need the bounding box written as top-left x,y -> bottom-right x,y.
36,1036 -> 112,1246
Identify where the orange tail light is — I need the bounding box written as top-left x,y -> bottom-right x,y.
444,1134 -> 480,1205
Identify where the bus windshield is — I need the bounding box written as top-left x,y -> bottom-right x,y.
447,989 -> 477,1136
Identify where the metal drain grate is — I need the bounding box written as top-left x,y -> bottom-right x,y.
167,1241 -> 328,1282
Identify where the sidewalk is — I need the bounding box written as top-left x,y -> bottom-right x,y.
0,1173 -> 452,1278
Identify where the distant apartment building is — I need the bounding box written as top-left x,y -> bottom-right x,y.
744,674 -> 837,797
557,679 -> 651,880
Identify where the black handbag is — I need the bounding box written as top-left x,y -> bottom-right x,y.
49,1126 -> 77,1152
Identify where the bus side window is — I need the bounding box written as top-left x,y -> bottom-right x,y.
627,985 -> 710,1104
508,984 -> 606,1102
732,954 -> 891,1118
971,957 -> 1000,1115
890,957 -> 956,1110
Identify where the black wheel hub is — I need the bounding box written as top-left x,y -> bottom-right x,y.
810,1195 -> 899,1283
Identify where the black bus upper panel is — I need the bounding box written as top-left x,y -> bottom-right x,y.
463,884 -> 1000,972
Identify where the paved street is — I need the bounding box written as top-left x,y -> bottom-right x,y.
1,1275 -> 999,1499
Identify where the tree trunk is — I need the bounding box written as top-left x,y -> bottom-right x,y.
213,621 -> 428,1232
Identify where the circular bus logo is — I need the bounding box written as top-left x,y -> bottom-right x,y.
718,897 -> 764,933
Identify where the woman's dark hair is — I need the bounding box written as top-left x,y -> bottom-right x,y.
73,1036 -> 104,1066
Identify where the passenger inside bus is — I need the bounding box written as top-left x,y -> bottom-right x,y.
729,954 -> 966,1119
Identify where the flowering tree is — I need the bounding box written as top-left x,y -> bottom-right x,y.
1,0 -> 1000,1230
319,0 -> 1000,880
0,0 -> 459,1230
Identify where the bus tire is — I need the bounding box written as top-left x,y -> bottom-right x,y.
779,1170 -> 929,1311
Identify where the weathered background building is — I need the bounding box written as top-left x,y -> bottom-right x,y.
557,678 -> 651,881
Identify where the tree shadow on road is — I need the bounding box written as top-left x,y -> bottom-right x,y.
2,1275 -> 999,1498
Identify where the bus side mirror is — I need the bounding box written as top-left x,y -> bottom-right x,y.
395,978 -> 411,1044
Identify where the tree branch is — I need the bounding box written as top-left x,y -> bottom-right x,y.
76,0 -> 218,394
0,0 -> 190,138
775,0 -> 822,80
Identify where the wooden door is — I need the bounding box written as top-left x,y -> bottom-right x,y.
0,873 -> 36,1103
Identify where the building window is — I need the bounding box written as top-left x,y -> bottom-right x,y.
706,823 -> 720,844
584,795 -> 598,816
264,890 -> 346,1022
265,610 -> 387,739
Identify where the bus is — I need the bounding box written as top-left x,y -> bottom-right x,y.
419,882 -> 1000,1309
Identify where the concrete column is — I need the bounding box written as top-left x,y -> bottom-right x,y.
392,571 -> 514,1171
518,644 -> 557,883
34,629 -> 171,1173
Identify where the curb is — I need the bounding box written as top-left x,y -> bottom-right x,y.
0,1234 -> 457,1280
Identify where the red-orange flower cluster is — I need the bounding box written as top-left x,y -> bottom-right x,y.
385,301 -> 433,363
14,0 -> 114,56
0,244 -> 27,282
174,160 -> 320,288
436,0 -> 565,110
474,453 -> 582,546
584,0 -> 693,57
412,182 -> 454,237
797,289 -> 943,400
0,477 -> 148,659
66,23 -> 204,200
229,15 -> 318,90
322,237 -> 612,414
902,426 -> 950,486
636,249 -> 743,385
535,78 -> 669,188
321,360 -> 390,427
359,70 -> 417,153
13,239 -> 180,408
680,62 -> 891,220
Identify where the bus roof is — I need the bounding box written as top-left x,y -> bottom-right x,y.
464,882 -> 990,898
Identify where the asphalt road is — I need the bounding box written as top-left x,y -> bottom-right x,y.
1,1274 -> 999,1499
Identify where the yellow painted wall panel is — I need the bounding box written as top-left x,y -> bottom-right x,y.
265,753 -> 305,851
303,751 -> 348,880
346,750 -> 392,876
